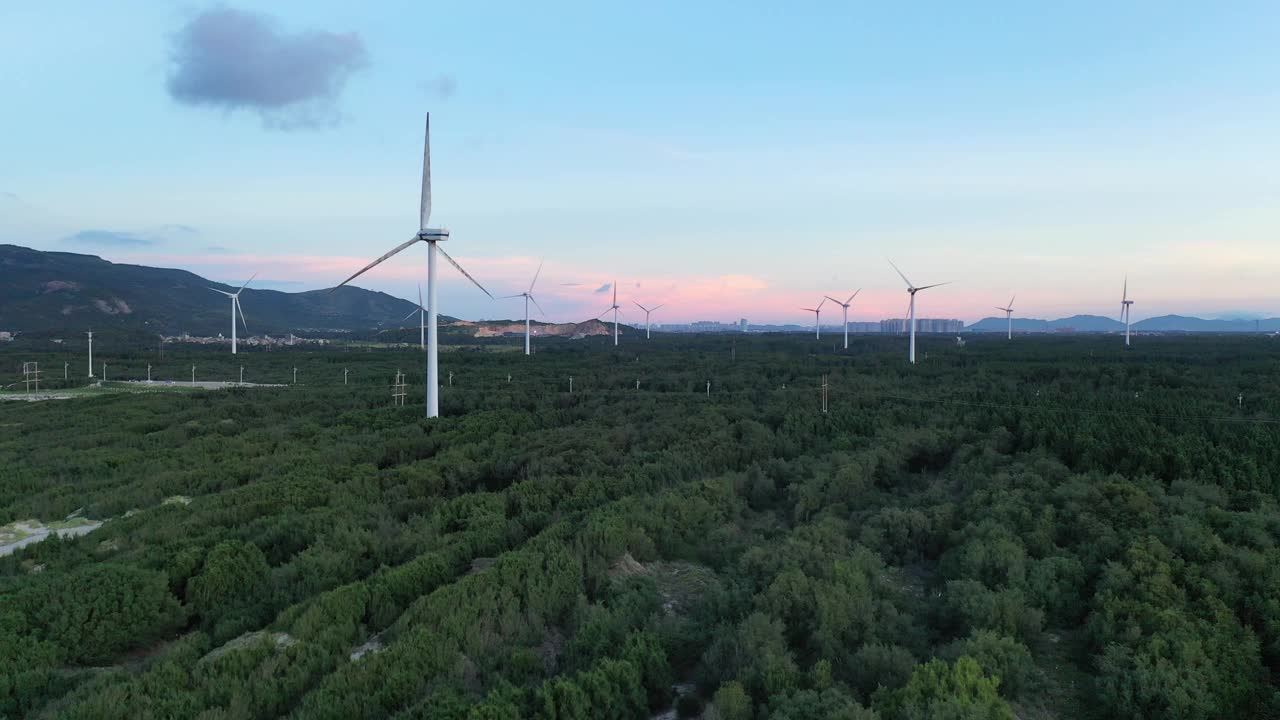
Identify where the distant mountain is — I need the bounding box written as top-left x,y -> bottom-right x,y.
970,312 -> 1280,333
0,244 -> 424,335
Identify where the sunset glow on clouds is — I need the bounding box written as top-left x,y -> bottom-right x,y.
4,3 -> 1280,325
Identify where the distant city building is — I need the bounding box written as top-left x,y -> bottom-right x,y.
0,332 -> 12,342
739,318 -> 749,332
880,318 -> 965,334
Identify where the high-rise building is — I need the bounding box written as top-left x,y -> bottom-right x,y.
880,318 -> 965,334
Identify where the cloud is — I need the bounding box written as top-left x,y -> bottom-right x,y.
594,283 -> 612,294
166,7 -> 367,129
62,230 -> 155,248
560,282 -> 582,287
420,74 -> 457,99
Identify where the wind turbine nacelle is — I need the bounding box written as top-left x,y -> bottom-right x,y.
418,229 -> 450,241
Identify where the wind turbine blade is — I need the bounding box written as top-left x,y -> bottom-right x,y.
915,282 -> 951,291
824,295 -> 844,306
529,259 -> 543,294
208,287 -> 235,297
801,307 -> 817,312
418,283 -> 424,310
332,236 -> 422,291
846,289 -> 861,305
612,282 -> 617,306
633,301 -> 649,312
888,259 -> 913,288
599,308 -> 612,320
1122,275 -> 1128,302
500,294 -> 525,299
402,307 -> 419,322
237,271 -> 258,294
817,297 -> 827,310
420,114 -> 432,230
1008,294 -> 1015,309
651,304 -> 663,312
437,246 -> 494,299
529,294 -> 545,315
236,297 -> 247,330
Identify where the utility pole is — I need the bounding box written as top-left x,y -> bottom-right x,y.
293,367 -> 297,384
102,363 -> 107,382
239,366 -> 244,384
192,365 -> 196,386
1239,393 -> 1244,408
344,368 -> 349,385
706,380 -> 711,397
448,372 -> 453,386
392,371 -> 407,406
147,364 -> 151,382
507,374 -> 511,383
63,362 -> 68,380
569,376 -> 573,393
821,374 -> 829,414
636,379 -> 640,390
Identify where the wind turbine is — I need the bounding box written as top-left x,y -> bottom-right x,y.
334,113 -> 493,418
889,260 -> 949,364
502,259 -> 544,355
823,290 -> 861,349
995,295 -> 1015,340
633,301 -> 663,339
401,284 -> 426,350
208,273 -> 256,354
800,297 -> 827,340
1121,276 -> 1134,346
599,282 -> 621,346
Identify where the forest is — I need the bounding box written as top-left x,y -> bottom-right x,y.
2,332 -> 1280,719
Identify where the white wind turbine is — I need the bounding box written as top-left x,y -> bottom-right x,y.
824,289 -> 861,349
632,301 -> 664,339
995,295 -> 1015,340
599,282 -> 622,346
401,284 -> 426,350
334,113 -> 493,418
1121,276 -> 1134,346
889,260 -> 950,364
502,259 -> 544,355
208,272 -> 256,354
800,297 -> 827,340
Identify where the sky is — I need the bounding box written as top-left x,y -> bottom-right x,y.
3,1 -> 1279,325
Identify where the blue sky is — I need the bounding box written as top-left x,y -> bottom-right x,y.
3,1 -> 1279,323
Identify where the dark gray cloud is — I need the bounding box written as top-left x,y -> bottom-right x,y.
594,283 -> 612,294
166,7 -> 367,129
63,230 -> 155,248
420,74 -> 457,99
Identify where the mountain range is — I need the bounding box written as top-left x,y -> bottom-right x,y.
0,244 -> 428,336
969,314 -> 1280,333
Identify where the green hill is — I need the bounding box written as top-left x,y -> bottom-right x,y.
0,244 -> 422,335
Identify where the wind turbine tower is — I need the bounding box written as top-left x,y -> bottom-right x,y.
633,301 -> 664,339
824,290 -> 861,349
800,298 -> 827,340
502,260 -> 544,355
400,284 -> 427,351
996,295 -> 1016,340
599,283 -> 622,346
889,260 -> 950,364
334,113 -> 493,418
208,273 -> 256,354
1121,277 -> 1134,346
86,331 -> 94,378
